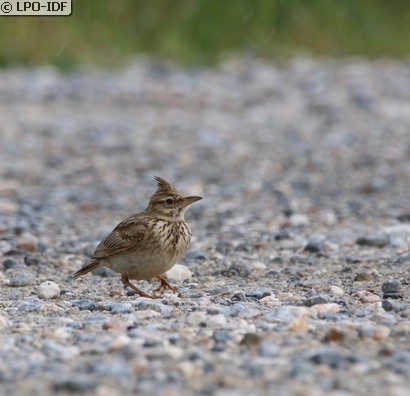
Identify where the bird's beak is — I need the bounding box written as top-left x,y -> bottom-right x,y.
183,196 -> 203,207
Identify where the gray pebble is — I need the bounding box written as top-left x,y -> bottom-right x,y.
111,303 -> 134,314
72,299 -> 97,311
382,279 -> 402,295
302,295 -> 330,307
9,270 -> 34,287
356,235 -> 390,248
245,288 -> 271,300
185,249 -> 209,261
53,376 -> 97,393
2,257 -> 19,269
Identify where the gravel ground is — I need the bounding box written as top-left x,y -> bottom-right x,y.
1,57 -> 410,396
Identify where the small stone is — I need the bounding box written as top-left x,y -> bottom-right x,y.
354,272 -> 374,282
2,257 -> 19,269
309,303 -> 341,316
324,328 -> 345,342
72,299 -> 97,311
54,376 -> 97,393
356,235 -> 390,248
16,233 -> 39,251
108,335 -> 131,352
240,333 -> 262,348
37,281 -> 60,299
221,262 -> 251,278
382,299 -> 405,313
302,295 -> 330,307
102,321 -> 130,331
165,264 -> 192,283
288,317 -> 309,332
397,213 -> 410,223
207,314 -> 227,328
17,300 -> 43,313
0,314 -> 11,330
328,285 -> 344,296
24,254 -> 47,266
356,291 -> 382,304
382,279 -> 402,295
289,213 -> 310,227
250,261 -> 267,271
0,198 -> 18,214
186,311 -> 207,327
111,303 -> 133,314
185,250 -> 209,261
245,288 -> 271,300
212,330 -> 231,343
9,270 -> 34,287
0,241 -> 12,254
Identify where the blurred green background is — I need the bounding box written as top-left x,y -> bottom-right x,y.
1,0 -> 410,67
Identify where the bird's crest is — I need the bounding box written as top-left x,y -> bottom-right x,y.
152,176 -> 180,198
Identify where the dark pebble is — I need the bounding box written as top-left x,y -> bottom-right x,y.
53,376 -> 97,393
397,213 -> 410,222
304,242 -> 322,253
382,279 -> 402,294
302,295 -> 330,307
185,249 -> 209,261
72,299 -> 97,311
2,257 -> 19,270
221,262 -> 250,278
245,288 -> 271,300
356,235 -> 390,248
24,254 -> 47,266
308,347 -> 359,369
382,299 -> 405,313
111,303 -> 134,314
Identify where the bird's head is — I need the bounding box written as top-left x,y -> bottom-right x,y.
146,176 -> 202,220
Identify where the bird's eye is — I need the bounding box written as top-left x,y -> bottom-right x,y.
165,198 -> 174,205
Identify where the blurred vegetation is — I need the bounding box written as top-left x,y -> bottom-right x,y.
1,0 -> 410,67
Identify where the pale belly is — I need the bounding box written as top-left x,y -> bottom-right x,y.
103,220 -> 191,280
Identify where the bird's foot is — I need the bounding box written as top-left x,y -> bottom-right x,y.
121,276 -> 160,299
154,275 -> 178,294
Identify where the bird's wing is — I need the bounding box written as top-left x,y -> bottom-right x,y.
92,216 -> 148,259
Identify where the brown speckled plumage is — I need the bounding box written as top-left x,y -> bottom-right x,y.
74,176 -> 202,298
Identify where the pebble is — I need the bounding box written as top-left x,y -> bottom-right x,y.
37,281 -> 60,299
111,303 -> 134,314
382,280 -> 402,298
0,241 -> 13,254
185,249 -> 209,261
356,235 -> 390,248
186,311 -> 207,327
16,233 -> 39,251
328,285 -> 344,296
245,287 -> 272,300
0,314 -> 11,330
72,299 -> 97,311
356,291 -> 382,304
302,295 -> 330,307
2,257 -> 19,269
9,270 -> 35,287
165,264 -> 192,282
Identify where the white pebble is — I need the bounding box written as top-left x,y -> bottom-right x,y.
0,314 -> 11,330
329,285 -> 344,296
165,264 -> 192,283
37,281 -> 60,299
207,314 -> 227,328
186,311 -> 207,327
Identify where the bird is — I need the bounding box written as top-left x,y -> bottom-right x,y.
73,176 -> 202,299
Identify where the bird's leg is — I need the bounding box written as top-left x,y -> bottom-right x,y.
154,275 -> 178,294
121,275 -> 159,299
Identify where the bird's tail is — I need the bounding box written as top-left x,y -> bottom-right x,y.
73,261 -> 101,279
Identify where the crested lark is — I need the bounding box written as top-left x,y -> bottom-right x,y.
74,176 -> 202,299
